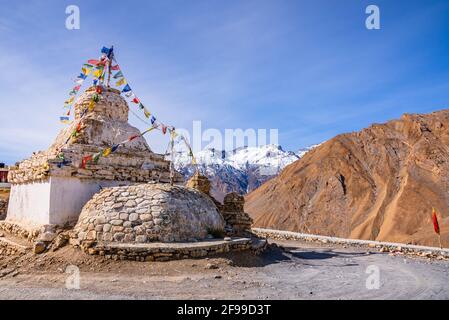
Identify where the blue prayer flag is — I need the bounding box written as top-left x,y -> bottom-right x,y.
122,84 -> 131,93
111,144 -> 120,153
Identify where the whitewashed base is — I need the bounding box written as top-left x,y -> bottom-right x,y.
6,177 -> 127,227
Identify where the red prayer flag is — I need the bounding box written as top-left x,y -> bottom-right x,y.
87,59 -> 100,66
128,135 -> 139,142
132,97 -> 140,104
81,155 -> 92,169
74,85 -> 81,91
110,65 -> 120,70
432,208 -> 440,235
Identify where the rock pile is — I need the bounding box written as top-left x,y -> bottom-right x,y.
70,183 -> 225,248
221,193 -> 253,236
186,173 -> 253,236
186,171 -> 223,210
186,171 -> 212,195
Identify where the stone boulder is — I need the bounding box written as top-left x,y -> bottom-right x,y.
71,183 -> 225,245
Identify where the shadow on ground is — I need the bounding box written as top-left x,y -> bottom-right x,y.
219,243 -> 382,268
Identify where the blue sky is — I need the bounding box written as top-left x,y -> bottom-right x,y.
1,0 -> 449,164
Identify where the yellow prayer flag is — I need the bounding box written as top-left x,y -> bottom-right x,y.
115,78 -> 127,86
93,69 -> 102,78
102,148 -> 112,157
82,67 -> 91,76
64,96 -> 75,105
88,100 -> 95,111
171,130 -> 178,139
143,108 -> 151,119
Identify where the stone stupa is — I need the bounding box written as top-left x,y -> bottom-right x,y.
7,86 -> 182,227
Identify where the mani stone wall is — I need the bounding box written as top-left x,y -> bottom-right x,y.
70,183 -> 225,247
221,193 -> 253,236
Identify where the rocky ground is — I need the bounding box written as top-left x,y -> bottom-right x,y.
1,238 -> 448,299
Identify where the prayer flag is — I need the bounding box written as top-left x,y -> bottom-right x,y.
87,59 -> 100,66
111,65 -> 120,71
113,71 -> 123,79
88,100 -> 95,111
93,152 -> 101,164
101,46 -> 114,59
101,46 -> 111,56
64,96 -> 75,105
60,116 -> 70,123
144,108 -> 151,119
432,208 -> 440,235
150,115 -> 156,125
132,97 -> 140,104
82,67 -> 91,76
93,69 -> 102,78
81,155 -> 92,169
102,148 -> 112,157
122,84 -> 131,92
111,144 -> 120,153
116,78 -> 127,86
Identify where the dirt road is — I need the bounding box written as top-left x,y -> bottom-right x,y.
1,239 -> 448,299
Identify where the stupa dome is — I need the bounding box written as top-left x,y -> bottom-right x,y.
72,183 -> 225,244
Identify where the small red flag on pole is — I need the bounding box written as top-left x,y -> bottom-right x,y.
432,208 -> 442,249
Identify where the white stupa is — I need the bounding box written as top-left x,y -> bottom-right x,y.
7,86 -> 182,227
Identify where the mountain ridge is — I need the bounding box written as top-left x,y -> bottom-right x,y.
245,110 -> 449,247
173,144 -> 319,202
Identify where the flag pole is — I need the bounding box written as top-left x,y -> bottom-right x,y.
107,46 -> 114,87
438,234 -> 442,249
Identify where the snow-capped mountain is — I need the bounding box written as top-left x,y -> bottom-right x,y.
172,144 -> 319,202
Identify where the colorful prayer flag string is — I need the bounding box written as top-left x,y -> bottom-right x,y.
80,126 -> 157,168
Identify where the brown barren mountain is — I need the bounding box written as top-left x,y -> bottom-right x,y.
245,110 -> 449,247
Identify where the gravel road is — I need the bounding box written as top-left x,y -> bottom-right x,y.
1,239 -> 448,299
